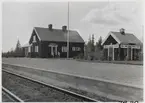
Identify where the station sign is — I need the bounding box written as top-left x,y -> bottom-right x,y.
121,45 -> 140,49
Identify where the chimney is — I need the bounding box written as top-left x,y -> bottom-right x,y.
48,24 -> 53,30
120,28 -> 125,35
62,26 -> 67,31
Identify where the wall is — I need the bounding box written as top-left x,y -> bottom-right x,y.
40,41 -> 84,58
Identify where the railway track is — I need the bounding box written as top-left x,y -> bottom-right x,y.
2,87 -> 23,102
2,69 -> 98,102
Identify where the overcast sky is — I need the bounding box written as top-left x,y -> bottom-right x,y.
2,1 -> 144,52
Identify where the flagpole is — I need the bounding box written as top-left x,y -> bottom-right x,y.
67,2 -> 69,58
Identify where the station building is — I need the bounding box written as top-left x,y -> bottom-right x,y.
22,24 -> 85,58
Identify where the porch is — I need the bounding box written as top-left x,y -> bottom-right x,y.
103,44 -> 141,61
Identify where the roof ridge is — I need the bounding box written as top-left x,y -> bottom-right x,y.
34,27 -> 77,32
33,27 -> 84,43
111,31 -> 133,35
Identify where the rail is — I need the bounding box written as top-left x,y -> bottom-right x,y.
2,69 -> 98,102
2,86 -> 24,102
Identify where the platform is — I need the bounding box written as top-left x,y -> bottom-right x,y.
2,58 -> 143,86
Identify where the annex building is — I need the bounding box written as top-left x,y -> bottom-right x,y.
102,28 -> 142,61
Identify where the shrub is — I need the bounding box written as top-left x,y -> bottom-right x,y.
100,56 -> 105,61
76,53 -> 84,59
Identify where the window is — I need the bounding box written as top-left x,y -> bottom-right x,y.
72,47 -> 75,51
28,47 -> 31,52
72,47 -> 81,51
62,46 -> 67,52
35,46 -> 38,52
33,35 -> 36,42
76,47 -> 81,51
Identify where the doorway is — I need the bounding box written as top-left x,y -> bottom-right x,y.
50,46 -> 57,57
48,43 -> 58,57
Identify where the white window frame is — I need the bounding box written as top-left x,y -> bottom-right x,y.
72,47 -> 75,51
72,47 -> 81,51
62,46 -> 67,52
35,46 -> 38,52
76,47 -> 81,51
33,35 -> 36,42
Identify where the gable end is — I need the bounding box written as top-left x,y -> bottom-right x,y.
29,28 -> 41,44
102,32 -> 121,45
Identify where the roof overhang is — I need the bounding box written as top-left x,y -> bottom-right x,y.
34,27 -> 41,40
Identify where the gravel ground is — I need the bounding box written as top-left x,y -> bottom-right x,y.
2,71 -> 89,102
64,87 -> 118,102
2,58 -> 143,86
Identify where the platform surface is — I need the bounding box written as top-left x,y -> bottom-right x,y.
2,58 -> 143,86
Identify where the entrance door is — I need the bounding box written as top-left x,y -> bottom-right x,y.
50,46 -> 57,57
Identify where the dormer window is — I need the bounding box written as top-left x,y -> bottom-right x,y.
33,35 -> 36,42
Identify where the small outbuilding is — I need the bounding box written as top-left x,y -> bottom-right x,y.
102,28 -> 142,61
22,43 -> 31,57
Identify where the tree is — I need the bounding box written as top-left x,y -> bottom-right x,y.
96,36 -> 103,50
87,35 -> 92,52
91,34 -> 95,52
14,39 -> 23,57
15,39 -> 21,53
87,34 -> 95,52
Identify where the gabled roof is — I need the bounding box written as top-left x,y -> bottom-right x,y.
102,31 -> 142,45
33,27 -> 84,43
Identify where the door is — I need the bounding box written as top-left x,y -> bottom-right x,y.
50,46 -> 57,57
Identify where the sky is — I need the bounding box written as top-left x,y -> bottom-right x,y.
2,1 -> 144,52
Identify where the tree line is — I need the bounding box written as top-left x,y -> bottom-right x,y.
3,35 -> 104,59
76,35 -> 104,60
2,39 -> 24,57
86,34 -> 103,52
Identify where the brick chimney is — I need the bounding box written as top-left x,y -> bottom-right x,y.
62,26 -> 67,31
120,28 -> 125,35
48,24 -> 53,30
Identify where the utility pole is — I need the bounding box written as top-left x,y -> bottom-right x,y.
67,2 -> 70,58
